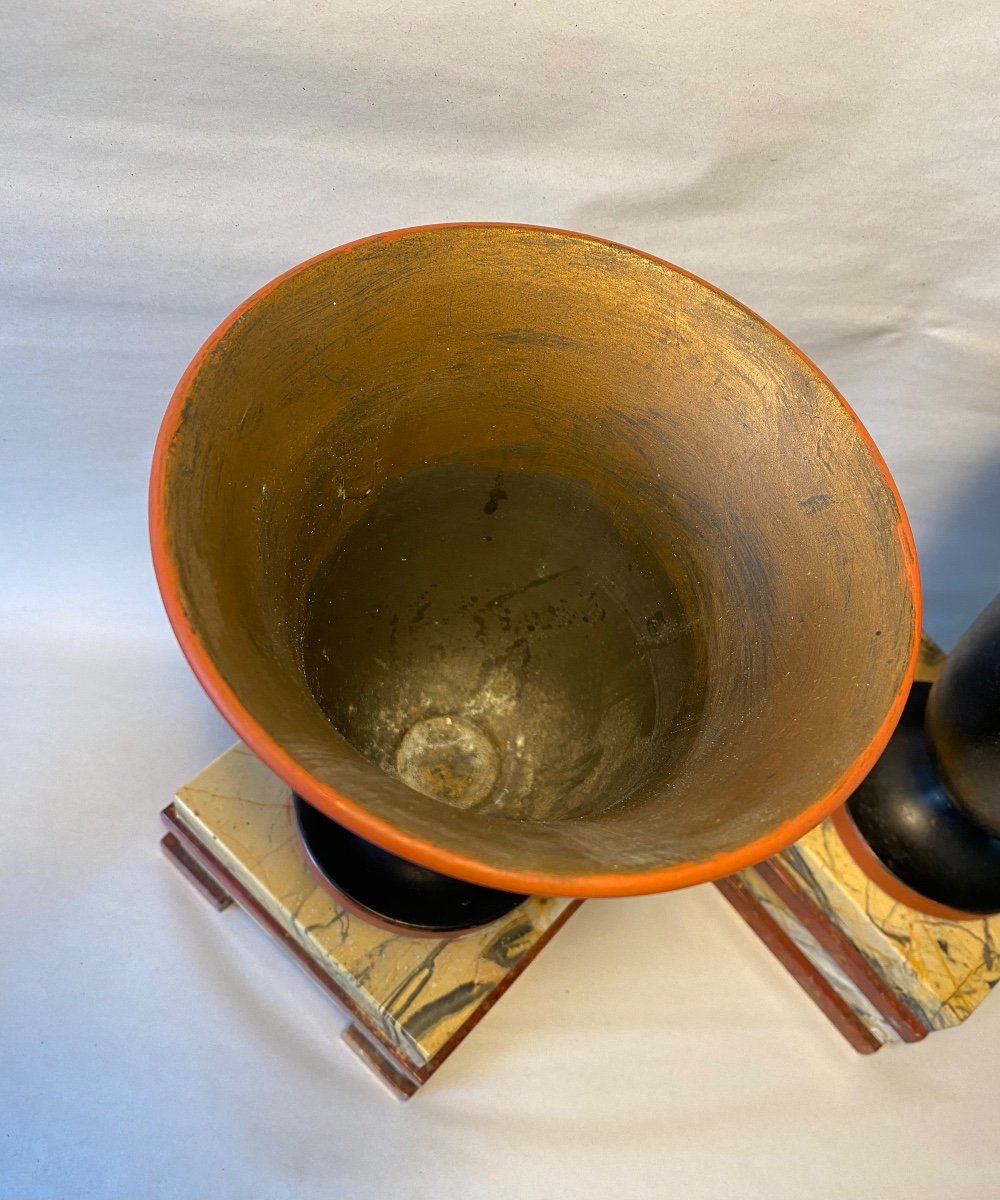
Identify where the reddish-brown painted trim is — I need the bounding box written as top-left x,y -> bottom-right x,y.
150,223 -> 922,898
162,802 -> 581,1097
161,804 -> 426,1084
715,873 -> 884,1053
831,803 -> 986,922
162,831 -> 233,911
418,896 -> 582,1080
340,1026 -> 419,1100
757,859 -> 928,1041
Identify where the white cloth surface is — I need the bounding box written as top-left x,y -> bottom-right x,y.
3,1 -> 1000,1196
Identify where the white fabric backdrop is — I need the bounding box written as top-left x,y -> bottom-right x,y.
3,2 -> 1000,1196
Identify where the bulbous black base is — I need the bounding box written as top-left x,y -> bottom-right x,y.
847,682 -> 1000,916
293,795 -> 527,934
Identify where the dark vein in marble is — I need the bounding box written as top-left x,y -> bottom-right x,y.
406,981 -> 493,1039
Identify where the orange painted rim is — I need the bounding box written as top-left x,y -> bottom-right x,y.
831,803 -> 985,922
149,222 -> 922,898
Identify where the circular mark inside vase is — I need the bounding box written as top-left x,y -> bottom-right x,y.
396,715 -> 500,808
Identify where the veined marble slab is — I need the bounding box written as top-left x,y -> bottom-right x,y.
721,635 -> 1000,1046
173,743 -> 575,1071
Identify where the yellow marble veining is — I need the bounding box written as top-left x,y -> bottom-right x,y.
787,820 -> 1000,1030
175,744 -> 573,1068
778,636 -> 1000,1032
738,864 -> 901,1045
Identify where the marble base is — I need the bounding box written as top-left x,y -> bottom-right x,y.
717,635 -> 1000,1052
162,744 -> 579,1098
163,633 -> 996,1081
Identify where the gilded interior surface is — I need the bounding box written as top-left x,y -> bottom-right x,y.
161,225 -> 916,886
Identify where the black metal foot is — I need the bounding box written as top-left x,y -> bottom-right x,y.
292,794 -> 527,934
847,681 -> 1000,916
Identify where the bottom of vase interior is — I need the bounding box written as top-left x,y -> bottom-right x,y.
292,794 -> 528,935
302,463 -> 702,824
